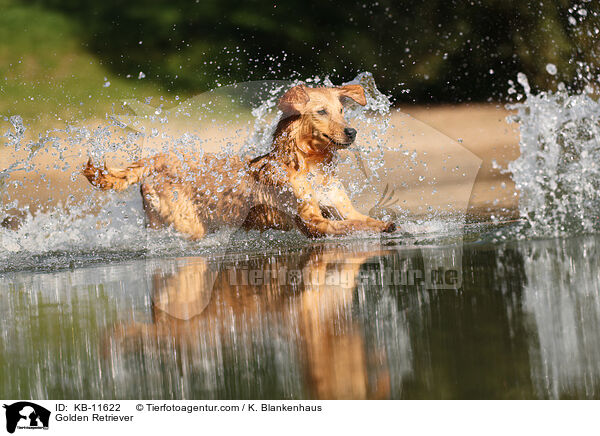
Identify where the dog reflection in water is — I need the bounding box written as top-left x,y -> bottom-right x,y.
107,243 -> 392,399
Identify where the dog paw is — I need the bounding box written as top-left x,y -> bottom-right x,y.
381,221 -> 396,233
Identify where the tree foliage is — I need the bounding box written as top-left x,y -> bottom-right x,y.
27,0 -> 600,102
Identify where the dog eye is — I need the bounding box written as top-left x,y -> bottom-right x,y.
317,109 -> 327,115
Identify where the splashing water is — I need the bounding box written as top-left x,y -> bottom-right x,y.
1,72 -> 476,272
508,74 -> 600,236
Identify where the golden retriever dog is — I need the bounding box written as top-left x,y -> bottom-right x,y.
83,84 -> 396,239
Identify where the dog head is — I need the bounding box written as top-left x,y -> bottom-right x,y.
278,84 -> 367,154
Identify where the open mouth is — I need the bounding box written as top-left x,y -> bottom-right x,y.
323,133 -> 352,148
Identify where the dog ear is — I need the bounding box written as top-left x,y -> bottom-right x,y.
279,85 -> 310,115
336,84 -> 367,106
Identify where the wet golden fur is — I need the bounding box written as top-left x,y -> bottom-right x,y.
83,84 -> 395,239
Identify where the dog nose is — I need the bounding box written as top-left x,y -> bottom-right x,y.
344,127 -> 357,141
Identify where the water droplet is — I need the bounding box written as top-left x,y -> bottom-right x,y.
545,63 -> 557,75
517,73 -> 530,94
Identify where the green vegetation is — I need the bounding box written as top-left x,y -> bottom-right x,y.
0,0 -> 168,121
0,0 -> 598,122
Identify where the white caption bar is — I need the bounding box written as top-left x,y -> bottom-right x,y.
0,400 -> 597,435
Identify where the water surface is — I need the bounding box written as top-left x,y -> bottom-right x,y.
2,230 -> 598,399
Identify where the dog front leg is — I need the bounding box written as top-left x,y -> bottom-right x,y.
295,201 -> 388,237
329,186 -> 396,233
291,178 -> 394,237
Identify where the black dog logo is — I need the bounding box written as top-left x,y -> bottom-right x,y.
2,402 -> 50,434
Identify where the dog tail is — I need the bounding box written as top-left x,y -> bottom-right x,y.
82,155 -> 166,191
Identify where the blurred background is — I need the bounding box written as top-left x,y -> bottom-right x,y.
1,0 -> 598,119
